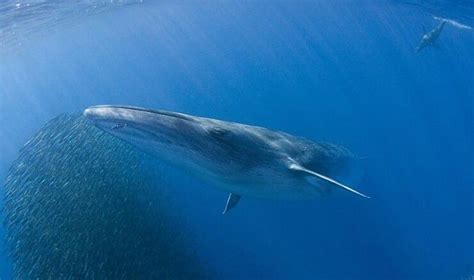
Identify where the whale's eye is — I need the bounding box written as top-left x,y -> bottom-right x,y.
209,127 -> 229,137
111,123 -> 127,130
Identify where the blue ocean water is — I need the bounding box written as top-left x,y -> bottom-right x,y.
0,1 -> 473,279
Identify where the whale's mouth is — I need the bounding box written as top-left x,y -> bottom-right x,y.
83,105 -> 202,155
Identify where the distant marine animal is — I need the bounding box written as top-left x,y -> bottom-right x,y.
417,20 -> 447,52
84,105 -> 370,214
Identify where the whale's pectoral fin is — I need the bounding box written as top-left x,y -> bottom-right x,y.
289,163 -> 370,199
222,193 -> 241,214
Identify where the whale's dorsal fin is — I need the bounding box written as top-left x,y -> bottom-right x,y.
289,163 -> 370,199
222,193 -> 241,214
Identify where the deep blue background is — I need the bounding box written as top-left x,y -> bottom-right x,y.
0,1 -> 472,279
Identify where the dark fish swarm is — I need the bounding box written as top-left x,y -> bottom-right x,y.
2,114 -> 206,279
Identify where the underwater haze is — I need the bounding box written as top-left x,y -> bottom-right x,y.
0,0 -> 473,279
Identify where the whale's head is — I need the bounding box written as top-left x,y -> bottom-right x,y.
84,105 -> 213,161
83,105 -> 270,176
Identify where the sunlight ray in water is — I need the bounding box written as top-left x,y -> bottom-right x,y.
0,0 -> 144,50
0,1 -> 472,279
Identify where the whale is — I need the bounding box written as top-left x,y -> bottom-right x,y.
84,105 -> 369,213
417,20 -> 447,52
